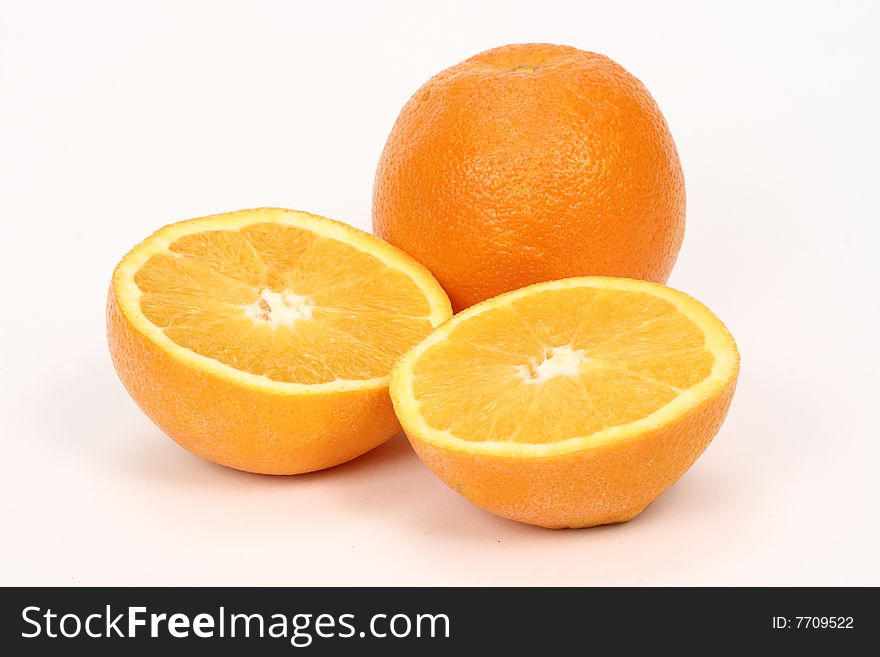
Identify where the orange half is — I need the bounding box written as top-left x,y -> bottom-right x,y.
391,277 -> 739,528
108,207 -> 452,474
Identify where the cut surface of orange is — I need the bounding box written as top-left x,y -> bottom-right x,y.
391,277 -> 739,528
108,208 -> 452,474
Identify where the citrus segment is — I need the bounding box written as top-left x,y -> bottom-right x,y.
108,207 -> 452,474
391,277 -> 739,528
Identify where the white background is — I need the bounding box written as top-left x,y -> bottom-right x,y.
2,0 -> 878,585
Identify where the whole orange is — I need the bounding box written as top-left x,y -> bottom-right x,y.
373,43 -> 685,311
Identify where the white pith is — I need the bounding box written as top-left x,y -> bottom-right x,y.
517,345 -> 590,383
244,289 -> 314,327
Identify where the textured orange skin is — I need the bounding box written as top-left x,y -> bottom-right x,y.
373,44 -> 685,311
407,378 -> 736,529
107,288 -> 401,475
